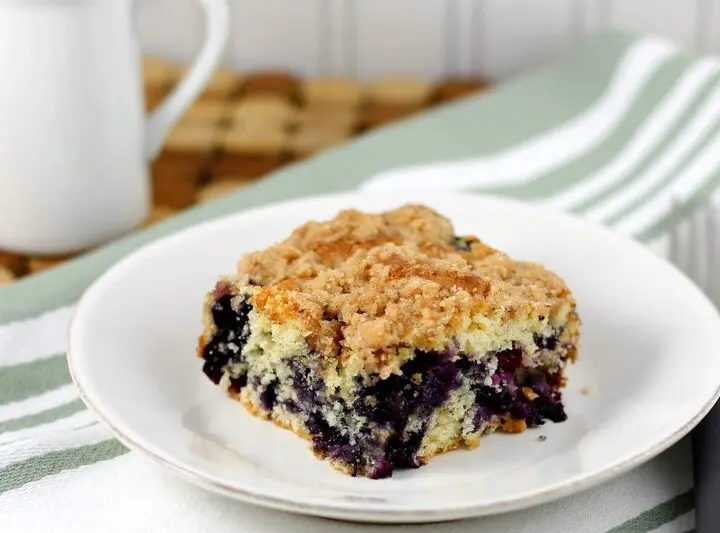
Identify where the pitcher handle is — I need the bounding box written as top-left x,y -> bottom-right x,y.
143,0 -> 230,160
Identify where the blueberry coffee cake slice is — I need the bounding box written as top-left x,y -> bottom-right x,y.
197,205 -> 580,479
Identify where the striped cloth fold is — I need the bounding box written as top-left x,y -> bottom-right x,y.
362,36 -> 720,253
1,32 -> 717,532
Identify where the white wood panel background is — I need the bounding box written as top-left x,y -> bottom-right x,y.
138,0 -> 720,80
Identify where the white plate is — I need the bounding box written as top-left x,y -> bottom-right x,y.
69,191 -> 720,524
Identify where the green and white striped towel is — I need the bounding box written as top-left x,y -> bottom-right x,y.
0,30 -> 715,532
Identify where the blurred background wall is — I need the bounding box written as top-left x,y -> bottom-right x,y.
138,0 -> 720,80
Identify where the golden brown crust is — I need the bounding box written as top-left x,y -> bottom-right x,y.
501,418 -> 528,433
228,204 -> 577,375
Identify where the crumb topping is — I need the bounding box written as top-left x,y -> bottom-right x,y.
229,204 -> 576,375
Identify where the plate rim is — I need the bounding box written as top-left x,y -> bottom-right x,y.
67,190 -> 720,523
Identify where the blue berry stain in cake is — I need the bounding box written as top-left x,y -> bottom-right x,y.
197,205 -> 580,478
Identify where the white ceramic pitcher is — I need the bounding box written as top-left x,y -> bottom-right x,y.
0,0 -> 229,255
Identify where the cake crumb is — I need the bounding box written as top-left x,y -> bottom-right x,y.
522,386 -> 539,401
580,385 -> 594,395
537,435 -> 547,442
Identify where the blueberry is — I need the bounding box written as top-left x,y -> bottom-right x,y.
471,348 -> 568,431
368,459 -> 393,479
534,333 -> 558,350
259,380 -> 278,411
201,294 -> 252,386
289,361 -> 324,407
228,375 -> 247,394
387,430 -> 425,469
474,405 -> 493,427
